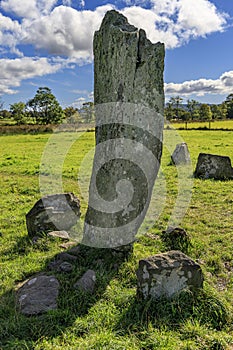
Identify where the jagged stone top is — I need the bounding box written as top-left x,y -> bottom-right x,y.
99,10 -> 138,33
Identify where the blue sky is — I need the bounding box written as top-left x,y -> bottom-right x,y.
0,0 -> 233,109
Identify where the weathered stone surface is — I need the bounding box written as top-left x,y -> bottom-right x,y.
48,230 -> 70,240
83,10 -> 164,248
171,143 -> 191,165
26,193 -> 80,237
74,270 -> 96,293
58,262 -> 74,273
194,153 -> 233,180
136,251 -> 203,299
17,275 -> 60,315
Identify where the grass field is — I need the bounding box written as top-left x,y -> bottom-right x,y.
0,127 -> 233,349
170,119 -> 233,130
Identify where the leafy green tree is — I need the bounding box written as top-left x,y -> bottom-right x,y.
0,109 -> 11,120
210,104 -> 220,120
169,96 -> 183,119
199,104 -> 212,128
79,102 -> 95,123
187,99 -> 199,120
210,104 -> 227,120
10,102 -> 27,125
219,102 -> 228,119
164,102 -> 175,121
225,94 -> 233,119
27,87 -> 64,124
64,106 -> 80,124
64,106 -> 78,119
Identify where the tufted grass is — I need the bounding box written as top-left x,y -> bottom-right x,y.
0,127 -> 233,349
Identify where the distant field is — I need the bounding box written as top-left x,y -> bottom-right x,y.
0,129 -> 233,349
170,119 -> 233,130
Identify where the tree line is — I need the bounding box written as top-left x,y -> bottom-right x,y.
165,94 -> 233,122
0,87 -> 95,125
1,87 -> 233,126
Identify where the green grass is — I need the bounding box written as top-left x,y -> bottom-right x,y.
170,119 -> 233,130
0,128 -> 233,349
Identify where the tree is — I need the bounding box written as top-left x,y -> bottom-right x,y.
79,102 -> 95,123
0,109 -> 11,120
10,102 -> 27,125
187,99 -> 199,120
219,102 -> 228,120
169,96 -> 183,119
225,94 -> 233,119
64,106 -> 78,119
64,106 -> 80,124
199,104 -> 212,128
164,102 -> 175,121
27,87 -> 64,124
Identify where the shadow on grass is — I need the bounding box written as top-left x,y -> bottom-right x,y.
115,287 -> 229,335
0,238 -> 231,349
0,243 -> 130,349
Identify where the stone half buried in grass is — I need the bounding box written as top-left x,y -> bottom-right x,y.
194,153 -> 233,180
26,193 -> 81,237
17,275 -> 60,315
136,251 -> 204,299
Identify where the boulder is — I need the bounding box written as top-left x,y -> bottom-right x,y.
26,193 -> 80,237
17,275 -> 60,315
136,251 -> 203,299
74,270 -> 96,294
194,153 -> 233,180
171,143 -> 191,165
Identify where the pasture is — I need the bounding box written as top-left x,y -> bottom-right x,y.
0,127 -> 233,349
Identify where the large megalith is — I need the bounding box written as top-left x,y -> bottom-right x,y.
83,10 -> 165,248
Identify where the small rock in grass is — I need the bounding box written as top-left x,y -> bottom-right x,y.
17,275 -> 60,315
74,270 -> 96,294
59,242 -> 77,250
58,262 -> 74,273
48,231 -> 70,240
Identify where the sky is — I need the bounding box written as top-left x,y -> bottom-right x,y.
0,0 -> 233,109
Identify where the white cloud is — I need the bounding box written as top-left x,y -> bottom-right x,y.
0,57 -> 61,95
21,5 -> 115,60
123,0 -> 227,48
165,71 -> 233,97
0,13 -> 22,55
0,0 -> 227,61
1,0 -> 58,18
0,1 -> 230,97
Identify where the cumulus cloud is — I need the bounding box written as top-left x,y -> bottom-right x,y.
21,5 -> 115,61
0,13 -> 22,55
124,0 -> 228,48
165,71 -> 233,97
0,0 -> 228,60
0,57 -> 61,95
0,0 -> 230,96
1,0 -> 58,18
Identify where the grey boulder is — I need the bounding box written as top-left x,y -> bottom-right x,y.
136,251 -> 203,299
74,270 -> 96,294
17,275 -> 60,315
171,142 -> 191,165
194,153 -> 233,180
26,193 -> 80,237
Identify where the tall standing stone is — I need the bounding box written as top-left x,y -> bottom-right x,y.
83,10 -> 165,248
